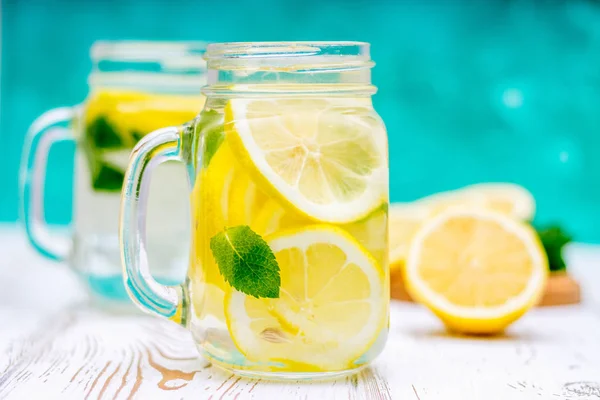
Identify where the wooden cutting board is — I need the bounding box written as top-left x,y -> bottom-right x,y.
391,269 -> 581,307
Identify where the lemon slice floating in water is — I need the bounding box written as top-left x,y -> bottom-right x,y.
224,98 -> 388,223
224,225 -> 387,371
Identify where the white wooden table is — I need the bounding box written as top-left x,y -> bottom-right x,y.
1,227 -> 599,400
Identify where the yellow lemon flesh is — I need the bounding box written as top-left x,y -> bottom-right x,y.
224,225 -> 387,371
190,142 -> 236,322
224,98 -> 388,224
388,183 -> 535,271
404,209 -> 547,334
85,89 -> 201,143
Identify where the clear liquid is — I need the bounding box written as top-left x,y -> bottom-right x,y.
188,95 -> 390,375
72,153 -> 190,306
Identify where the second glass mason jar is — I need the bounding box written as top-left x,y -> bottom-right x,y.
20,41 -> 207,308
121,42 -> 390,379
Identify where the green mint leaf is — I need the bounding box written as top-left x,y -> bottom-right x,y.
210,225 -> 280,298
92,162 -> 125,191
131,130 -> 145,143
535,225 -> 573,272
86,116 -> 124,149
197,110 -> 225,168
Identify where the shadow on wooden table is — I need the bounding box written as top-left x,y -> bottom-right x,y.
403,326 -> 536,341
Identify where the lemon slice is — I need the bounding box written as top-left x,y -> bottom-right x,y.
228,168 -> 268,226
251,199 -> 288,236
190,142 -> 236,322
224,99 -> 388,223
344,204 -> 388,264
388,203 -> 430,271
251,199 -> 307,236
86,89 -> 201,143
416,190 -> 488,215
463,183 -> 535,220
405,209 -> 548,334
252,201 -> 388,263
190,172 -> 228,324
225,225 -> 387,371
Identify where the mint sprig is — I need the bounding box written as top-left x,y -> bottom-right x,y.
198,109 -> 225,168
535,225 -> 572,272
210,226 -> 280,298
92,162 -> 125,191
86,116 -> 124,149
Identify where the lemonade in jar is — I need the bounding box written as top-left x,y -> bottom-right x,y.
121,42 -> 389,379
21,41 -> 207,307
73,89 -> 201,297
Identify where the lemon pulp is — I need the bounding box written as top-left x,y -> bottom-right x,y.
224,98 -> 388,223
225,226 -> 387,371
405,209 -> 547,334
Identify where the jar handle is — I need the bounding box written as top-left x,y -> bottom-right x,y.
20,107 -> 76,261
120,126 -> 190,324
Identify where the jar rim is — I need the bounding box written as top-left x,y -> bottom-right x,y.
204,41 -> 373,71
88,40 -> 209,93
91,40 -> 208,67
205,41 -> 369,56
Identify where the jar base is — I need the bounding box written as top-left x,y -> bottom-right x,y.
206,355 -> 367,382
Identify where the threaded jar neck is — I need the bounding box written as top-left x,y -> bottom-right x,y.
202,41 -> 376,96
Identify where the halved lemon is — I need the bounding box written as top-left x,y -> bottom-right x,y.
224,98 -> 388,223
224,225 -> 387,371
462,183 -> 535,221
404,209 -> 547,334
388,202 -> 431,271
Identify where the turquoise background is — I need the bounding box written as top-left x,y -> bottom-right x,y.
1,0 -> 599,242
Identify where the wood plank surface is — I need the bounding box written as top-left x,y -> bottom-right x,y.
0,228 -> 599,399
1,304 -> 600,399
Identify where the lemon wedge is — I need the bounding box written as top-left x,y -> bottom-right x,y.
404,209 -> 547,334
224,98 -> 388,223
224,225 -> 387,371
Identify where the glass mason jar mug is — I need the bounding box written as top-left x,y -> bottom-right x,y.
20,41 -> 207,307
121,42 -> 390,379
